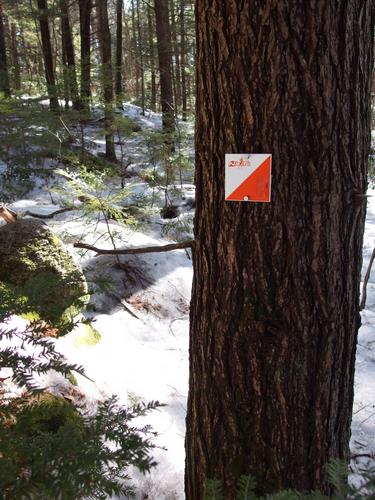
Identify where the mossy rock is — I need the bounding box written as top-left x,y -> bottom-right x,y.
0,219 -> 88,329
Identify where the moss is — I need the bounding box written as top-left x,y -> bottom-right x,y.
0,220 -> 88,330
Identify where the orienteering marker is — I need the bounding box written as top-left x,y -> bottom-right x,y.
225,154 -> 272,202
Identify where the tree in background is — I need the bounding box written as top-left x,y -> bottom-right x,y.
97,0 -> 116,161
79,0 -> 92,110
115,0 -> 123,109
185,1 -> 374,498
60,0 -> 80,110
154,0 -> 174,137
0,0 -> 10,96
36,0 -> 59,111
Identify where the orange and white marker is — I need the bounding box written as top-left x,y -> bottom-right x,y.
225,154 -> 272,202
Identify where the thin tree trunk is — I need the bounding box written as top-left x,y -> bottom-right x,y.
97,0 -> 116,161
10,23 -> 21,91
0,1 -> 10,97
154,0 -> 174,136
37,0 -> 59,110
136,0 -> 145,114
147,4 -> 156,111
115,0 -> 123,108
131,0 -> 139,101
79,0 -> 92,111
60,0 -> 80,110
170,0 -> 181,114
180,0 -> 187,120
61,22 -> 70,109
185,1 -> 374,498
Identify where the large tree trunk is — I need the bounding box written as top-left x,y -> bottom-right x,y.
154,0 -> 174,136
60,0 -> 80,110
0,1 -> 10,97
37,0 -> 59,111
97,0 -> 116,161
79,0 -> 92,111
185,1 -> 374,499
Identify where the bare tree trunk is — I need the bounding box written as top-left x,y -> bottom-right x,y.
10,23 -> 21,91
37,0 -> 59,110
136,0 -> 145,114
0,1 -> 10,97
154,0 -> 174,136
147,3 -> 156,111
185,1 -> 375,498
79,0 -> 92,111
97,0 -> 116,161
115,0 -> 123,108
170,0 -> 181,115
131,0 -> 139,102
60,0 -> 80,110
180,0 -> 187,121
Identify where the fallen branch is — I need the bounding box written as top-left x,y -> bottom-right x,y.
360,247 -> 375,310
74,240 -> 194,256
24,207 -> 77,219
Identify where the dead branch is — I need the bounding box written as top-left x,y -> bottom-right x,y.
360,247 -> 375,310
74,240 -> 194,256
23,207 -> 77,219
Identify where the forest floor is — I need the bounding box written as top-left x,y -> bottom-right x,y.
1,104 -> 374,499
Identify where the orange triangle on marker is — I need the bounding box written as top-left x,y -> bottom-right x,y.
226,156 -> 271,202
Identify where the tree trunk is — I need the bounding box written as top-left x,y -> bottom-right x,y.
154,0 -> 174,136
185,1 -> 374,499
147,4 -> 156,111
79,0 -> 92,111
97,0 -> 116,161
131,0 -> 139,102
37,0 -> 59,111
0,1 -> 10,97
136,0 -> 145,114
179,0 -> 187,121
115,0 -> 123,108
60,0 -> 80,110
170,0 -> 181,115
10,23 -> 21,91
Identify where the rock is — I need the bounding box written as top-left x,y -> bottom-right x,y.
0,219 -> 88,329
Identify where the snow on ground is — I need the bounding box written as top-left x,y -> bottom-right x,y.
350,190 -> 375,484
1,104 -> 374,498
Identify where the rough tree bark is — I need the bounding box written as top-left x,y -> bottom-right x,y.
0,1 -> 10,97
154,0 -> 174,136
60,0 -> 80,110
78,0 -> 92,110
37,0 -> 59,111
97,0 -> 116,161
185,1 -> 374,499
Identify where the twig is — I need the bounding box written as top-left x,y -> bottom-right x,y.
360,247 -> 375,310
74,240 -> 194,256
